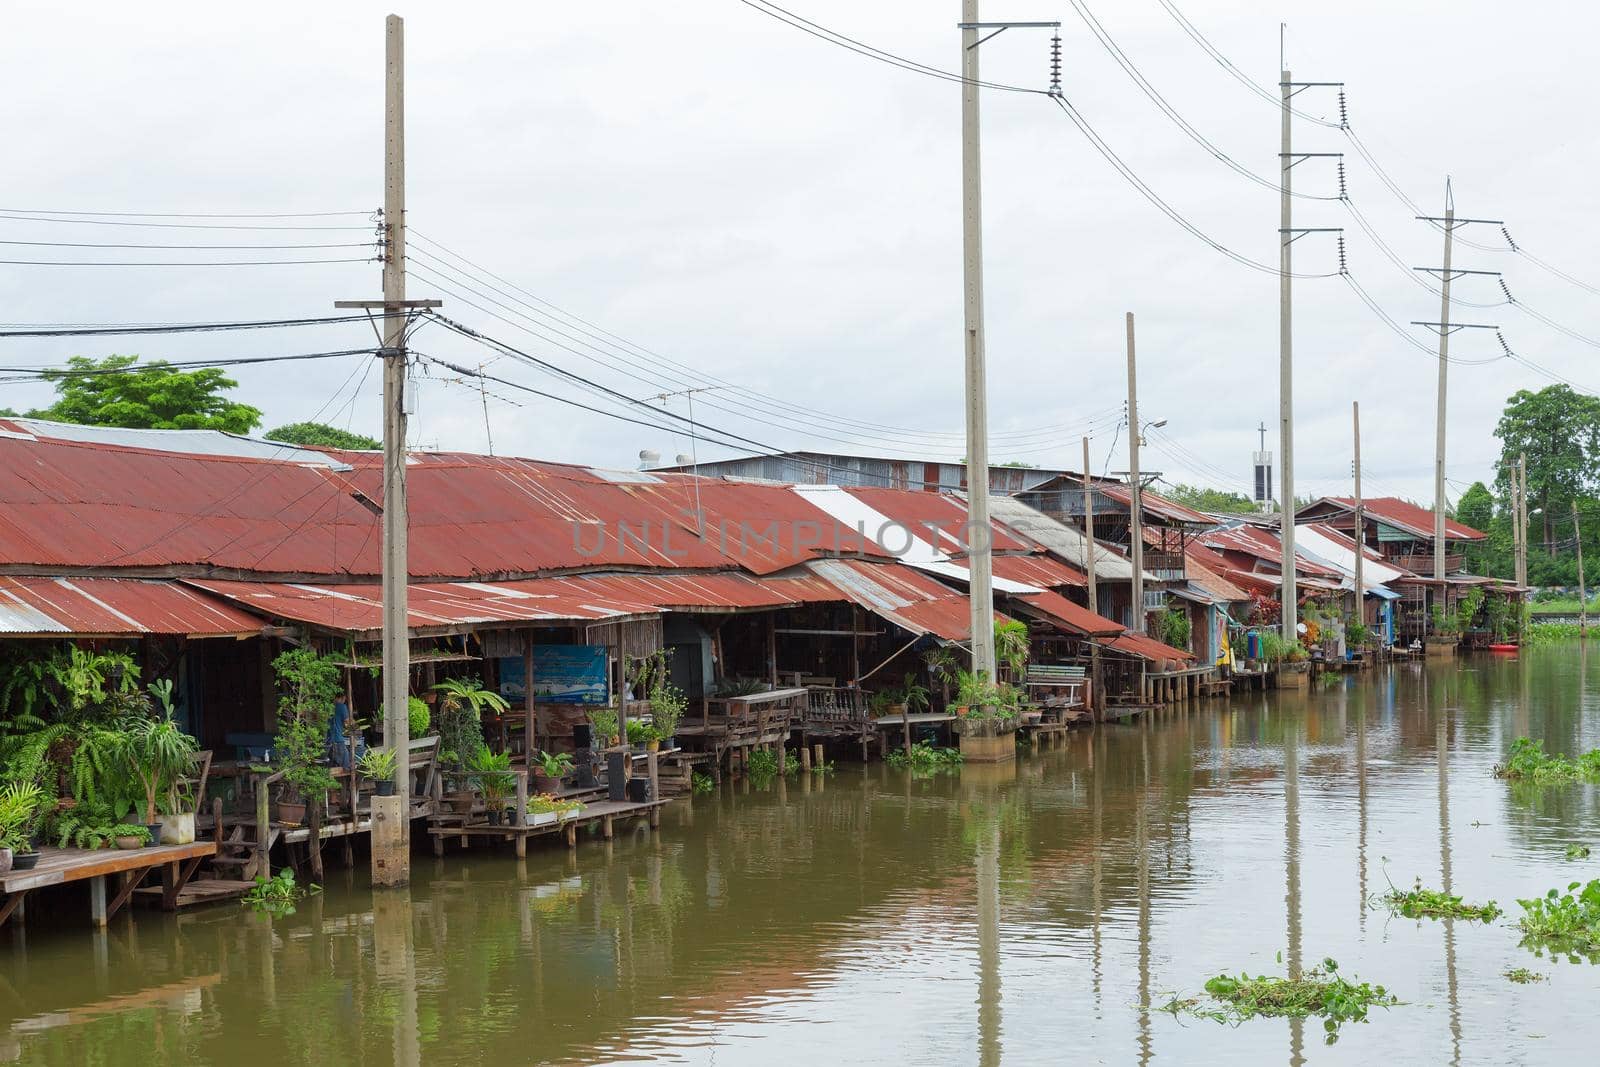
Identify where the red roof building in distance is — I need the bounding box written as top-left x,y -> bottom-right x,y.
1296,496 -> 1485,577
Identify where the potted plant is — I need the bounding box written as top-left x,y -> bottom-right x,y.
113,823 -> 151,850
407,695 -> 431,738
626,718 -> 649,752
271,649 -> 341,827
868,690 -> 896,718
648,675 -> 686,749
0,780 -> 46,873
900,674 -> 930,716
994,619 -> 1030,680
467,747 -> 515,826
433,676 -> 508,802
641,724 -> 663,754
924,647 -> 960,707
357,747 -> 399,797
116,700 -> 199,845
589,707 -> 620,748
533,750 -> 575,794
527,793 -> 561,828
954,670 -> 1000,717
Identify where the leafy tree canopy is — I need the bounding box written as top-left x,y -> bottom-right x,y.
264,421 -> 380,450
25,354 -> 261,434
1455,481 -> 1495,533
1162,483 -> 1256,514
1494,384 -> 1600,556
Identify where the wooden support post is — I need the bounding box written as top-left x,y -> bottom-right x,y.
603,814 -> 614,840
308,804 -> 325,883
902,713 -> 912,758
800,746 -> 812,772
767,614 -> 778,686
524,632 -> 537,757
647,752 -> 660,828
254,773 -> 271,879
565,821 -> 578,849
89,875 -> 107,927
371,794 -> 408,883
814,742 -> 824,766
514,768 -> 529,859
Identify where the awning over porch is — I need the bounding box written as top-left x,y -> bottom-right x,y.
1009,589 -> 1124,637
798,558 -> 1007,643
0,576 -> 264,638
1100,631 -> 1196,663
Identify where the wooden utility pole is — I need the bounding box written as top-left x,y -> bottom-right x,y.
1352,401 -> 1364,628
1083,436 -> 1101,716
960,0 -> 996,686
1573,500 -> 1587,638
1125,312 -> 1144,635
337,14 -> 440,889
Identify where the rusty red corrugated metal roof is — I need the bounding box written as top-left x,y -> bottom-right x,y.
842,487 -> 1034,555
0,576 -> 262,636
801,558 -> 1006,642
1183,557 -> 1251,603
1010,589 -> 1123,636
1097,484 -> 1216,525
1197,526 -> 1344,578
1101,632 -> 1196,663
990,553 -> 1087,588
1300,496 -> 1485,541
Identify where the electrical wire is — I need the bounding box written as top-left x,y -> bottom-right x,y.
736,0 -> 1046,94
0,207 -> 373,219
0,314 -> 375,338
1069,0 -> 1337,201
0,257 -> 375,267
407,233 -> 1115,448
0,212 -> 372,231
0,348 -> 375,384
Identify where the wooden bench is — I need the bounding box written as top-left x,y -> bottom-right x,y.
1026,665 -> 1088,711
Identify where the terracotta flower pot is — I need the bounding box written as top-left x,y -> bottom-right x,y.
274,801 -> 308,826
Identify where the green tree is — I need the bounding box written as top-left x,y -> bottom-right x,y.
264,421 -> 380,450
1455,481 -> 1510,578
1495,385 -> 1600,557
26,355 -> 261,433
1162,483 -> 1256,514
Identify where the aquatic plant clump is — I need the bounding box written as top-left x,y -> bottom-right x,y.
1516,879 -> 1600,961
885,741 -> 964,775
1504,967 -> 1546,984
1179,958 -> 1398,1044
1492,738 -> 1600,784
1566,844 -> 1591,861
1381,880 -> 1501,922
243,868 -> 321,917
691,771 -> 716,795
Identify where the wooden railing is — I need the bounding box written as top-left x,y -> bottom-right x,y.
803,686 -> 868,724
1387,552 -> 1465,574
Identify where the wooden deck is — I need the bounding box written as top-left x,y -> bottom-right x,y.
0,842 -> 216,928
428,798 -> 671,855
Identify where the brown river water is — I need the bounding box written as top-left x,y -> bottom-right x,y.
5,646 -> 1600,1065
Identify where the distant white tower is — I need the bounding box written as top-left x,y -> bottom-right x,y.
1253,421 -> 1274,509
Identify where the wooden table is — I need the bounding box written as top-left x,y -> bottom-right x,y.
0,842 -> 217,928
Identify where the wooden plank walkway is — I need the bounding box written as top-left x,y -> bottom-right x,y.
428,798 -> 670,856
0,842 -> 216,928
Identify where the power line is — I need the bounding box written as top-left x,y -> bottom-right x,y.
0,212 -> 373,231
408,232 -> 1114,447
736,0 -> 1046,94
0,348 -> 374,384
0,239 -> 375,251
0,207 -> 373,219
1069,0 -> 1338,201
0,314 -> 375,338
0,257 -> 375,267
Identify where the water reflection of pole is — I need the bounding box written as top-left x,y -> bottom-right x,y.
976,815 -> 1002,1067
373,889 -> 421,1067
1285,718 -> 1304,1067
1135,723 -> 1153,1067
1356,689 -> 1368,932
1438,712 -> 1462,1066
1091,728 -> 1103,1016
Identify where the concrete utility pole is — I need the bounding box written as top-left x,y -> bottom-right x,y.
1276,70 -> 1342,644
1518,453 -> 1530,590
959,0 -> 996,685
337,14 -> 441,889
1279,68 -> 1296,645
1510,458 -> 1524,589
1411,181 -> 1501,591
1083,436 -> 1101,715
1125,312 -> 1145,634
1574,500 -> 1587,638
1352,401 -> 1364,626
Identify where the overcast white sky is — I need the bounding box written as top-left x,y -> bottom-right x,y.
2,1 -> 1594,506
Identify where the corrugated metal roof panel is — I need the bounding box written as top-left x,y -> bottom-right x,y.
1097,484 -> 1216,526
1101,632 -> 1196,663
985,495 -> 1141,582
1010,589 -> 1123,636
990,553 -> 1087,588
1300,496 -> 1485,541
802,559 -> 1003,643
0,577 -> 263,636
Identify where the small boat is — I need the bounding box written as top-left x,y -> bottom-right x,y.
1488,643 -> 1520,653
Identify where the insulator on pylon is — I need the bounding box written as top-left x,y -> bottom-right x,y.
1337,159 -> 1347,200
1499,278 -> 1514,303
1337,234 -> 1348,275
1338,90 -> 1348,129
1500,225 -> 1518,252
1498,331 -> 1512,357
1049,33 -> 1062,95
